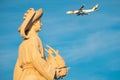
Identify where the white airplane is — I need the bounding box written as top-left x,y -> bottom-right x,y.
66,4 -> 98,16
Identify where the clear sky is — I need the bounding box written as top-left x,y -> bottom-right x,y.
0,0 -> 120,80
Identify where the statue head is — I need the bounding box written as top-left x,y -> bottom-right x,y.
18,8 -> 43,39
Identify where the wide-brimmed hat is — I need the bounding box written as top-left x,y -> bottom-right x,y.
18,8 -> 43,38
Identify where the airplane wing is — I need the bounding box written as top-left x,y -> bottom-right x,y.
79,5 -> 84,10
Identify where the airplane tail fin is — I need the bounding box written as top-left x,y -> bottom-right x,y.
92,4 -> 98,10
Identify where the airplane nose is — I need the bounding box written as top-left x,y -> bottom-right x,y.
66,11 -> 73,14
66,11 -> 70,14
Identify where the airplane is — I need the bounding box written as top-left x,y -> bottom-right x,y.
66,4 -> 98,16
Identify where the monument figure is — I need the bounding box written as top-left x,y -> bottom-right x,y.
14,8 -> 68,80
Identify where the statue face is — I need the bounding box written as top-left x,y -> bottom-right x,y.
34,20 -> 42,32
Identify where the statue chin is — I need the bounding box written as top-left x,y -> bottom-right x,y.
36,29 -> 41,32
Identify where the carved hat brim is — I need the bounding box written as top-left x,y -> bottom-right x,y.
18,8 -> 43,38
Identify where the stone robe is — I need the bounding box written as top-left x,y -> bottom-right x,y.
14,36 -> 55,80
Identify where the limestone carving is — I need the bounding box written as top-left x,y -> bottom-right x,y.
14,8 -> 68,80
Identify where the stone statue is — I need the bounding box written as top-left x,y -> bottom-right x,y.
13,8 -> 68,80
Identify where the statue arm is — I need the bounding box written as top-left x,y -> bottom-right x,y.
29,39 -> 55,80
45,45 -> 68,79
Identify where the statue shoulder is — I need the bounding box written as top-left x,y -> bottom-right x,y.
20,37 -> 38,47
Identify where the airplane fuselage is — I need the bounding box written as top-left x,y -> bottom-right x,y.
82,9 -> 95,13
66,9 -> 95,15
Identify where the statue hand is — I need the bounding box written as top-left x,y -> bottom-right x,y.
55,67 -> 68,79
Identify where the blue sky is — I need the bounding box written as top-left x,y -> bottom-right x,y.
0,0 -> 120,80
